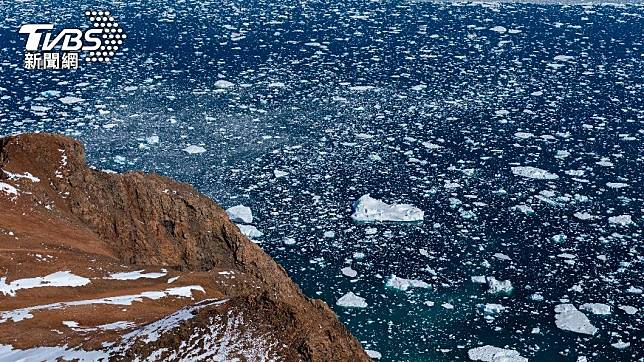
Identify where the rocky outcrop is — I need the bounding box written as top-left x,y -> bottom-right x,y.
0,133 -> 369,361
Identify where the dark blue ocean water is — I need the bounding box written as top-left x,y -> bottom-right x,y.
1,1 -> 643,361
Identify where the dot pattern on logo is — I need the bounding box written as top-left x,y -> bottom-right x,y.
83,10 -> 127,63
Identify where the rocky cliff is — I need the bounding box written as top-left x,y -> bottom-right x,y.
0,133 -> 369,361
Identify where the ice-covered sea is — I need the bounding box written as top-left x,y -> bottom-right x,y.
1,0 -> 643,360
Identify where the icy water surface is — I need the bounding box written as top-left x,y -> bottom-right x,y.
1,0 -> 643,361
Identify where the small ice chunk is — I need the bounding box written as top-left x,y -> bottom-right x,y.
471,276 -> 486,284
468,345 -> 527,362
226,205 -> 253,224
214,80 -> 234,89
385,275 -> 430,291
323,231 -> 336,238
608,215 -> 633,226
490,26 -> 508,34
580,303 -> 611,315
493,253 -> 511,261
59,96 -> 84,104
336,292 -> 367,308
482,303 -> 506,315
366,350 -> 382,359
554,304 -> 597,335
341,267 -> 358,278
182,145 -> 206,154
486,277 -> 513,294
236,224 -> 263,238
511,166 -> 559,180
352,194 -> 424,223
618,305 -> 638,315
274,170 -> 289,178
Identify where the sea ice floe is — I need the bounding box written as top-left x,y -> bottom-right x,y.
554,304 -> 597,335
106,270 -> 167,281
486,277 -> 513,294
226,205 -> 253,224
336,292 -> 367,308
0,271 -> 90,297
385,275 -> 430,291
351,194 -> 424,223
467,345 -> 527,362
511,166 -> 559,180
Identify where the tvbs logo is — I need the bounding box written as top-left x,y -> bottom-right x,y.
19,11 -> 126,70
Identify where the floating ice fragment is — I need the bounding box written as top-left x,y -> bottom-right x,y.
226,205 -> 253,224
59,96 -> 84,104
366,350 -> 382,359
182,145 -> 206,154
385,275 -> 430,291
554,304 -> 597,335
214,80 -> 234,89
489,26 -> 508,34
486,277 -> 513,294
351,194 -> 423,223
336,292 -> 367,308
236,224 -> 263,239
580,303 -> 611,315
273,170 -> 289,178
608,215 -> 633,226
511,166 -> 559,180
468,345 -> 527,362
341,267 -> 358,278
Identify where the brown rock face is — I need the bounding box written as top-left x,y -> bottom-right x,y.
0,133 -> 369,361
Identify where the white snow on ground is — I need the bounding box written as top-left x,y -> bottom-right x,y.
3,171 -> 40,182
106,270 -> 167,281
236,224 -> 264,239
0,344 -> 108,361
0,182 -> 18,196
351,194 -> 424,222
580,303 -> 611,315
468,345 -> 527,362
486,277 -> 513,294
0,271 -> 90,297
97,321 -> 136,331
336,292 -> 367,308
608,215 -> 633,226
226,205 -> 253,224
385,275 -> 430,291
511,166 -> 559,180
554,304 -> 597,335
182,145 -> 207,154
0,286 -> 205,324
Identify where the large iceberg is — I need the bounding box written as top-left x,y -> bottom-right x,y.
351,194 -> 424,223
